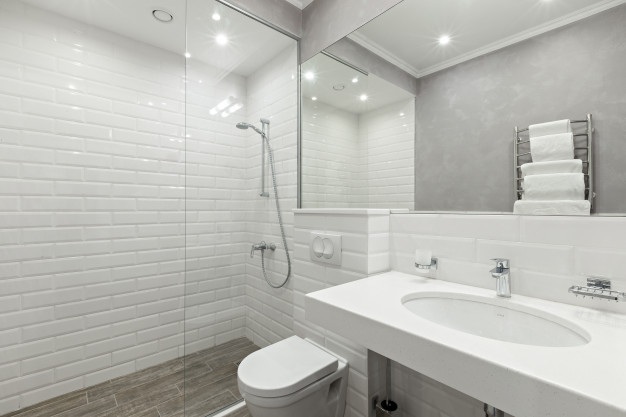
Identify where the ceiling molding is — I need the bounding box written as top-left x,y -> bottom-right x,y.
347,32 -> 421,78
349,0 -> 626,80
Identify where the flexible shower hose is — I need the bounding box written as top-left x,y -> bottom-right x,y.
259,135 -> 291,288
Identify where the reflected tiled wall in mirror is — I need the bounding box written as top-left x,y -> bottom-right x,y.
301,53 -> 415,209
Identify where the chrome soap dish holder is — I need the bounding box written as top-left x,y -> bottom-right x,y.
415,258 -> 438,271
569,277 -> 626,302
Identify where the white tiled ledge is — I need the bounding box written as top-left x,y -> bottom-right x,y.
306,271 -> 626,417
294,208 -> 396,215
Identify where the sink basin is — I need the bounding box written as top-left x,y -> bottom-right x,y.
402,292 -> 590,347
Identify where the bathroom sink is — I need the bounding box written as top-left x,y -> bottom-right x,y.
402,292 -> 590,347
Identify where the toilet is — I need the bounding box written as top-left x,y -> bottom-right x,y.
237,336 -> 348,417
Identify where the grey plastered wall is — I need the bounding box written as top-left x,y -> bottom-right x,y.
325,37 -> 418,94
301,0 -> 403,62
414,4 -> 626,213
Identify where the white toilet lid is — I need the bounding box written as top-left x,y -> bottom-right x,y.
238,336 -> 338,398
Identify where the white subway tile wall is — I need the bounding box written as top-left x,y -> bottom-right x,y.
390,213 -> 626,314
293,210 -> 390,417
0,1 -> 297,413
301,100 -> 360,207
301,99 -> 414,208
357,100 -> 414,209
244,45 -> 299,348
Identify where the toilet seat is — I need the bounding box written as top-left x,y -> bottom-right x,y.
238,336 -> 338,398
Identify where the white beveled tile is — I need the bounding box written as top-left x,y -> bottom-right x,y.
520,216 -> 626,251
391,233 -> 476,262
476,239 -> 574,274
574,247 -> 626,283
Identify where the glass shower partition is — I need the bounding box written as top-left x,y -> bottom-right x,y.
183,1 -> 298,416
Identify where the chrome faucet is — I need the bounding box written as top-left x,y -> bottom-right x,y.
250,241 -> 276,258
490,258 -> 511,298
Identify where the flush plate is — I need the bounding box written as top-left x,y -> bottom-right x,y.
309,232 -> 342,265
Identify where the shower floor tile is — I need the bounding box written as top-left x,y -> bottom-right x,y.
1,338 -> 258,417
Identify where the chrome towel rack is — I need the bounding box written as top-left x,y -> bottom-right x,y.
514,114 -> 595,210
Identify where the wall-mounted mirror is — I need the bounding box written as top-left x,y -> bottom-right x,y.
301,53 -> 415,209
300,0 -> 626,215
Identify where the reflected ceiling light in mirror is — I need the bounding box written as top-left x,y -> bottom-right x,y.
438,34 -> 451,45
184,52 -> 191,58
209,97 -> 234,116
311,96 -> 318,101
228,103 -> 243,114
399,112 -> 405,117
216,34 -> 228,46
352,77 -> 358,83
212,12 -> 221,21
304,71 -> 315,81
359,94 -> 368,101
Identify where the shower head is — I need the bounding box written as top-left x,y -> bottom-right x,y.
236,121 -> 264,136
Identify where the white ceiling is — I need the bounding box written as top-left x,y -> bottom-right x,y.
284,0 -> 315,9
301,53 -> 413,114
350,0 -> 626,78
21,0 -> 293,76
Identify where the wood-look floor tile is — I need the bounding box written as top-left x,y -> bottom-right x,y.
163,373 -> 241,417
87,359 -> 184,402
185,339 -> 251,367
1,394 -> 88,417
181,363 -> 238,394
0,338 -> 259,417
204,345 -> 258,370
54,396 -> 117,417
114,371 -> 183,406
183,391 -> 237,417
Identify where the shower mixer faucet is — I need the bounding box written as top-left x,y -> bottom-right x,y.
250,241 -> 276,258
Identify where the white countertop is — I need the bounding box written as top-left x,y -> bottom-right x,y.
305,271 -> 626,417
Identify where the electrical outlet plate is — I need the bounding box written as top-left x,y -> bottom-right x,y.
309,231 -> 342,265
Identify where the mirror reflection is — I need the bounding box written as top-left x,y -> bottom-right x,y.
300,0 -> 626,215
301,53 -> 415,209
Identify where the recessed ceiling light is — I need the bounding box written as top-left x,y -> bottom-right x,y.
311,96 -> 317,101
304,71 -> 315,81
184,52 -> 191,58
352,77 -> 358,83
152,9 -> 173,23
438,34 -> 451,45
359,94 -> 368,101
212,12 -> 221,21
399,112 -> 405,116
216,34 -> 228,46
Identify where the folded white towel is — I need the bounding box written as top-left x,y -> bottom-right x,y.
529,119 -> 571,138
522,173 -> 585,201
514,200 -> 590,216
530,133 -> 574,162
520,159 -> 582,177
